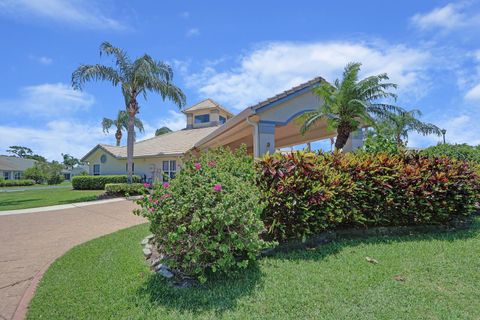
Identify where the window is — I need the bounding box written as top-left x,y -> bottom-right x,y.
162,160 -> 177,181
3,171 -> 10,180
219,115 -> 226,124
93,164 -> 100,176
194,114 -> 210,124
13,171 -> 22,180
100,154 -> 107,163
125,163 -> 135,173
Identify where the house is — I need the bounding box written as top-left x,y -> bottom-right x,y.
82,77 -> 364,182
0,156 -> 36,180
62,165 -> 89,181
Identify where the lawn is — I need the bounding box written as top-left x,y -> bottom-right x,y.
28,219 -> 480,320
0,181 -> 72,190
0,187 -> 104,210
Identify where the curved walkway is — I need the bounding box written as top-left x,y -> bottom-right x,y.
0,199 -> 146,320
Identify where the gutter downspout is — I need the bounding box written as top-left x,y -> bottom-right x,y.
246,116 -> 259,158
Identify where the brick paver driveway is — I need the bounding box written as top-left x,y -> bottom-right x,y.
0,199 -> 146,320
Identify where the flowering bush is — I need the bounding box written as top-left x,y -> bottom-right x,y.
257,151 -> 480,242
135,145 -> 270,282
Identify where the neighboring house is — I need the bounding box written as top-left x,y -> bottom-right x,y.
62,165 -> 89,181
0,156 -> 36,180
82,78 -> 365,182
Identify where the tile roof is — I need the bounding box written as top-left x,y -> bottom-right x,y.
0,156 -> 36,171
182,99 -> 234,117
88,126 -> 219,160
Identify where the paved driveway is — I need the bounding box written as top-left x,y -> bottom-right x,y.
0,199 -> 146,320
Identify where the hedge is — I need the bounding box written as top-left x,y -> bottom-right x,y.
105,183 -> 146,196
72,175 -> 141,190
256,151 -> 480,242
0,179 -> 35,187
421,143 -> 480,164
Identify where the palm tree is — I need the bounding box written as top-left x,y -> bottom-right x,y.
300,62 -> 403,150
72,42 -> 186,183
382,109 -> 441,146
102,110 -> 144,146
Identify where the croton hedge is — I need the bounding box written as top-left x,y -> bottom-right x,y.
257,151 -> 480,242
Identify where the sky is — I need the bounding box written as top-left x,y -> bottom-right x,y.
0,0 -> 479,161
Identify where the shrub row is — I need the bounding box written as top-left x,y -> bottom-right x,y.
105,183 -> 146,196
421,143 -> 480,164
0,179 -> 35,187
256,151 -> 480,242
135,146 -> 269,283
72,175 -> 141,190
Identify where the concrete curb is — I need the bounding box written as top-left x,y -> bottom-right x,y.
0,198 -> 126,216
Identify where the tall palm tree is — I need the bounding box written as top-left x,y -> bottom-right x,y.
102,110 -> 144,146
72,42 -> 186,183
382,109 -> 441,146
300,62 -> 403,150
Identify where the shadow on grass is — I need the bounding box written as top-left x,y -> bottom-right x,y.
0,198 -> 40,207
139,262 -> 263,315
270,217 -> 480,262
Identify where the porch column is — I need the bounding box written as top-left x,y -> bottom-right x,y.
343,128 -> 365,152
256,121 -> 276,157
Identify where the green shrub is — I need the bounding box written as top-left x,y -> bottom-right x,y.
257,151 -> 480,242
421,143 -> 480,163
23,166 -> 46,184
46,173 -> 64,185
135,146 -> 270,283
72,175 -> 141,190
0,179 -> 35,187
105,183 -> 146,196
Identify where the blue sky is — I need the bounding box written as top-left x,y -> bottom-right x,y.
0,0 -> 479,161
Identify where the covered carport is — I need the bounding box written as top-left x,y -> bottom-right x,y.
195,77 -> 364,157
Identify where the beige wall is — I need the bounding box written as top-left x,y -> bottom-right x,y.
84,148 -> 183,182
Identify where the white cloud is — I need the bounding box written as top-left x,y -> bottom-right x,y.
410,2 -> 480,32
28,54 -> 53,65
188,41 -> 431,110
0,83 -> 95,118
0,0 -> 125,30
186,28 -> 200,37
465,83 -> 480,100
408,114 -> 480,147
0,120 -> 110,161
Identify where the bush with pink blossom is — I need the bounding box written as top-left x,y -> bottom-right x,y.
135,145 -> 269,282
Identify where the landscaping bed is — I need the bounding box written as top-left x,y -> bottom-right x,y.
27,219 -> 480,319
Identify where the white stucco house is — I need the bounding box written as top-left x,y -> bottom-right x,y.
0,156 -> 36,180
82,77 -> 364,182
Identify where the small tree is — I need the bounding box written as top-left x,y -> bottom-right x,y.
299,62 -> 402,150
62,153 -> 82,170
155,126 -> 172,136
102,110 -> 144,146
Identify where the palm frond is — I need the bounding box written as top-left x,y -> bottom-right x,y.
72,64 -> 122,90
101,118 -> 114,133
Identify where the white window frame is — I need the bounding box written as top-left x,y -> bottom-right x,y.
162,160 -> 177,181
3,171 -> 10,180
13,171 -> 22,180
93,164 -> 100,176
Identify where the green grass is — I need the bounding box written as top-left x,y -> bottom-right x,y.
28,219 -> 480,320
0,187 -> 104,210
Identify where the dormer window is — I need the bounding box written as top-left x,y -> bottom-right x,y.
194,114 -> 210,124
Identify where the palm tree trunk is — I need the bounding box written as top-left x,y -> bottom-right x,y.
115,129 -> 122,146
335,124 -> 351,150
126,99 -> 137,184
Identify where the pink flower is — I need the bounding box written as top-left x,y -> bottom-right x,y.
160,193 -> 172,201
148,207 -> 155,213
153,200 -> 159,205
144,183 -> 151,188
194,163 -> 201,170
163,182 -> 170,189
208,160 -> 217,168
213,184 -> 222,192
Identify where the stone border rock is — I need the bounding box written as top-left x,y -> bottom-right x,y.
260,214 -> 477,256
140,234 -> 197,288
